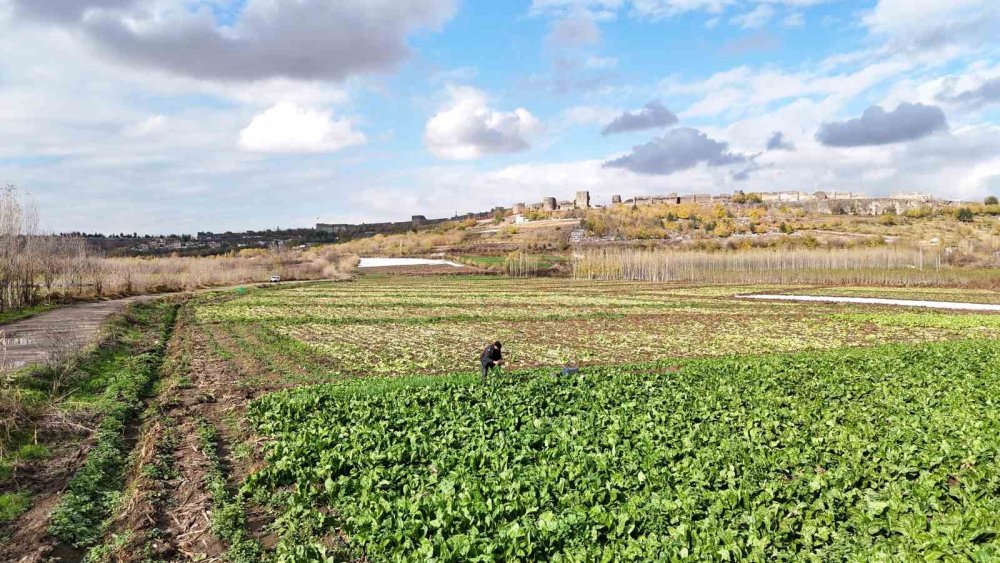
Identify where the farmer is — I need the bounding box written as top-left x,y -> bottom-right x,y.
480,341 -> 504,382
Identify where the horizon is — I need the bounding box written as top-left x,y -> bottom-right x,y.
1,1 -> 997,234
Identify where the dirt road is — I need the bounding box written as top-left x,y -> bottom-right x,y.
0,297 -> 158,372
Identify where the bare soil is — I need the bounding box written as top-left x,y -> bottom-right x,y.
105,303 -> 282,561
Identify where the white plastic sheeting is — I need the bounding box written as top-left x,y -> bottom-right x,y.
358,257 -> 464,268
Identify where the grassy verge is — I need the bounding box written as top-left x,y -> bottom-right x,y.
0,303 -> 59,326
46,301 -> 179,549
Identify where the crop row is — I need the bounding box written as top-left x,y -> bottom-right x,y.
246,340 -> 1000,560
272,310 -> 992,376
196,278 -> 1000,378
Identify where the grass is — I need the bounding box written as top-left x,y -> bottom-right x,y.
0,493 -> 30,524
14,444 -> 49,461
47,301 -> 179,549
0,303 -> 59,325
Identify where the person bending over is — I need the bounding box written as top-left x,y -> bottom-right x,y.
480,341 -> 504,382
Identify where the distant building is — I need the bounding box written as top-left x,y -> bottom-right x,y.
891,191 -> 933,202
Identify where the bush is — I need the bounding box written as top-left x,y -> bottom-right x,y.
957,207 -> 975,222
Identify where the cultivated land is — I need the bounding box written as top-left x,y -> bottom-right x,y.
3,274 -> 1000,560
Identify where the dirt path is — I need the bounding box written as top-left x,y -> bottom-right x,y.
0,297 -> 159,372
740,294 -> 1000,312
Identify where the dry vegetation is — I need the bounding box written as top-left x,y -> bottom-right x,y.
0,187 -> 357,314
330,227 -> 472,257
580,201 -> 1000,257
573,247 -> 1000,287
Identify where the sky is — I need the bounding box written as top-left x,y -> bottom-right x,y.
0,0 -> 998,234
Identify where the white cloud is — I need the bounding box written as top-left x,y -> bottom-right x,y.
122,115 -> 167,137
224,79 -> 351,107
731,4 -> 774,29
862,0 -> 999,52
562,105 -> 622,126
546,13 -> 602,48
530,0 -> 829,20
664,57 -> 916,119
424,86 -> 541,160
238,103 -> 366,154
585,56 -> 618,69
782,12 -> 804,27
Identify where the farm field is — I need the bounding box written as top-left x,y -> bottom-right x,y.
195,276 -> 1000,377
250,340 -> 1000,560
5,274 -> 1000,561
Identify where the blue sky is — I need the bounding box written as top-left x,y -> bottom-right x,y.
0,0 -> 997,233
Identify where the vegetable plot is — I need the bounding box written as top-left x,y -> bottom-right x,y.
194,277 -> 1000,378
247,340 -> 1000,561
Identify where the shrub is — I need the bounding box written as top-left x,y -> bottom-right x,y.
957,207 -> 975,222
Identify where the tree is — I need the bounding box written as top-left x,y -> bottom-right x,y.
985,196 -> 998,205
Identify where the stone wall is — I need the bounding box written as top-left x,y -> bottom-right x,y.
799,198 -> 941,216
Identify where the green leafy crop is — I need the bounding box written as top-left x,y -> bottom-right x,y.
246,340 -> 1000,561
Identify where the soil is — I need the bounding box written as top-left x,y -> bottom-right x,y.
0,439 -> 91,563
105,303 -> 283,561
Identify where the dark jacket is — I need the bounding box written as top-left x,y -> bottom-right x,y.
481,344 -> 502,365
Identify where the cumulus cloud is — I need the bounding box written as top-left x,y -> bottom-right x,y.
938,77 -> 1000,108
238,103 -> 365,153
765,131 -> 795,151
424,87 -> 541,160
816,103 -> 947,147
601,101 -> 678,135
603,127 -> 747,175
12,0 -> 457,82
